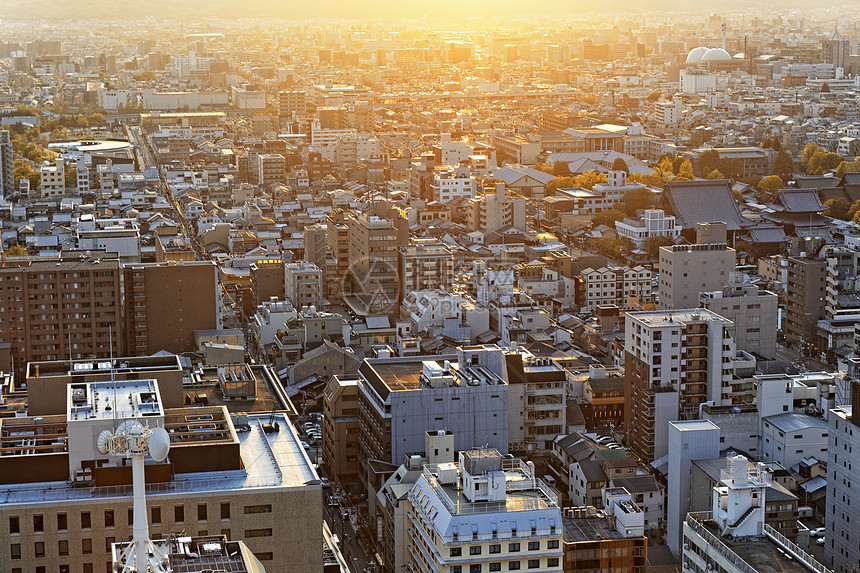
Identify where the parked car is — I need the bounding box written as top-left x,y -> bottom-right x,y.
300,441 -> 310,450
816,536 -> 826,545
810,527 -> 826,537
321,477 -> 330,488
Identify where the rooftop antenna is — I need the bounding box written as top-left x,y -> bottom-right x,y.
97,421 -> 171,572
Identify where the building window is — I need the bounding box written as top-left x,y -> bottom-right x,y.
548,557 -> 559,567
10,543 -> 21,559
548,540 -> 559,549
60,566 -> 70,573
9,516 -> 19,534
450,548 -> 462,557
509,543 -> 520,552
57,513 -> 67,531
35,541 -> 45,557
198,504 -> 208,522
83,565 -> 93,573
104,510 -> 114,528
527,559 -> 540,569
490,564 -> 502,572
151,507 -> 161,525
243,505 -> 272,514
489,544 -> 501,554
509,562 -> 521,571
470,546 -> 482,556
528,542 -> 540,551
175,506 -> 184,523
220,502 -> 230,520
105,537 -> 115,553
127,508 -> 134,527
34,514 -> 44,533
451,567 -> 462,573
59,539 -> 69,556
82,538 -> 92,555
244,529 -> 273,538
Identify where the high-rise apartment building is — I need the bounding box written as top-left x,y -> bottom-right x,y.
624,309 -> 734,462
0,129 -> 13,199
826,396 -> 860,573
122,261 -> 220,356
657,222 -> 736,309
344,211 -> 406,316
278,90 -> 306,123
784,254 -> 827,351
699,274 -> 780,359
398,242 -> 455,296
0,258 -> 122,375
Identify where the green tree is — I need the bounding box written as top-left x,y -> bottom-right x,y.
643,235 -> 674,259
133,70 -> 157,82
849,199 -> 860,220
593,208 -> 626,228
821,83 -> 831,93
4,245 -> 27,257
758,175 -> 784,192
774,149 -> 794,178
619,187 -> 657,215
12,158 -> 38,190
552,161 -> 572,177
533,163 -> 553,174
572,171 -> 608,190
647,92 -> 661,102
544,176 -> 577,197
611,157 -> 629,173
699,149 -> 721,177
674,159 -> 695,181
824,197 -> 852,220
760,136 -> 783,151
706,168 -> 725,180
807,151 -> 843,175
801,143 -> 824,170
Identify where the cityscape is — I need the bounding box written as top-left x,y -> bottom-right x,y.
2,3 -> 860,573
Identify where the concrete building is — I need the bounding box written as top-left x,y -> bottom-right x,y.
122,261 -> 220,356
575,265 -> 652,313
0,130 -> 12,199
656,97 -> 683,126
284,261 -> 323,310
682,455 -> 826,573
562,503 -> 648,572
467,183 -> 527,235
625,309 -> 734,462
40,158 -> 66,198
430,165 -> 477,203
322,375 -> 360,487
399,242 -> 455,296
826,401 -> 860,573
667,420 -> 720,558
355,355 -> 508,497
699,274 -> 780,359
657,223 -> 736,310
278,90 -> 306,121
0,379 -> 322,572
257,154 -> 285,186
344,211 -> 407,316
760,412 -> 829,471
785,254 -> 827,351
614,208 -> 682,249
0,257 -> 122,376
231,85 -> 266,109
406,449 -> 564,573
75,217 -> 141,262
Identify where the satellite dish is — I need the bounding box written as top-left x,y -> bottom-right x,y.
96,429 -> 113,455
149,427 -> 171,463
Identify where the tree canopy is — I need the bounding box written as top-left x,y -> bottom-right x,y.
593,208 -> 626,228
552,161 -> 572,177
757,175 -> 784,192
825,197 -> 852,220
611,157 -> 629,174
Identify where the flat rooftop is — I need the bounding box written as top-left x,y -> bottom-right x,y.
563,511 -> 631,542
68,379 -> 163,422
628,308 -> 730,327
113,536 -> 261,573
0,413 -> 317,505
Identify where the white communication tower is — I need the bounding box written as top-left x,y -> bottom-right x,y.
97,422 -> 172,572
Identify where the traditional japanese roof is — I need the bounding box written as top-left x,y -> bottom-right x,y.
777,189 -> 825,213
658,180 -> 752,231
